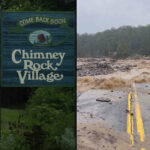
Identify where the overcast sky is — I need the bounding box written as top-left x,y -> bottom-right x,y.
78,0 -> 150,34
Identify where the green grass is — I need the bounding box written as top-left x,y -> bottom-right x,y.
1,108 -> 25,129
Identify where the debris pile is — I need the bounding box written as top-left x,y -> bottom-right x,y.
77,58 -> 136,77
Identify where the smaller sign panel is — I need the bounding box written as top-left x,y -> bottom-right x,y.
1,12 -> 75,86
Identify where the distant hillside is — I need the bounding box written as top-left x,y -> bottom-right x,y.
77,25 -> 150,58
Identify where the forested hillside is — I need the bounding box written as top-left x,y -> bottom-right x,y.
78,25 -> 150,58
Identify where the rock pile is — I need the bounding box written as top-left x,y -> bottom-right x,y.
77,58 -> 136,77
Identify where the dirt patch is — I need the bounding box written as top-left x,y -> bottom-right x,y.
77,77 -> 130,93
137,60 -> 150,69
78,76 -> 95,84
97,77 -> 130,90
77,122 -> 149,150
134,78 -> 150,83
133,74 -> 150,83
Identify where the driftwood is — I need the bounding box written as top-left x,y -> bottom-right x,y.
96,97 -> 111,102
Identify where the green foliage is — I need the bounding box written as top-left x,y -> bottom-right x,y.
0,130 -> 29,150
1,0 -> 76,11
115,41 -> 130,58
78,25 -> 150,58
23,87 -> 75,150
27,87 -> 75,113
1,87 -> 75,150
1,109 -> 24,129
61,128 -> 75,150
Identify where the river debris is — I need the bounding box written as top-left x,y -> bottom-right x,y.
96,97 -> 111,102
77,58 -> 137,77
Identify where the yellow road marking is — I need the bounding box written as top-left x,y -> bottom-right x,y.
127,92 -> 134,145
127,92 -> 131,134
133,82 -> 145,142
127,82 -> 146,149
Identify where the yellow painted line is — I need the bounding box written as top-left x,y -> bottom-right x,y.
141,148 -> 146,150
127,92 -> 131,134
127,92 -> 134,145
131,110 -> 134,145
133,82 -> 145,142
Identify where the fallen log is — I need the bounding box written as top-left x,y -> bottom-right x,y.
96,97 -> 111,102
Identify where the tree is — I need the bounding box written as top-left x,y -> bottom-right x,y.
77,25 -> 150,58
1,0 -> 76,11
116,41 -> 130,58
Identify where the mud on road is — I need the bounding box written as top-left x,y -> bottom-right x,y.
77,58 -> 150,150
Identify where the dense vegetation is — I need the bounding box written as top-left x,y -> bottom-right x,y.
1,0 -> 76,11
78,25 -> 150,58
1,87 -> 75,150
